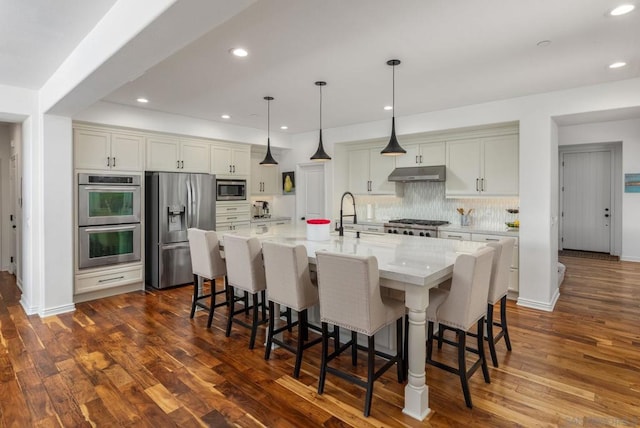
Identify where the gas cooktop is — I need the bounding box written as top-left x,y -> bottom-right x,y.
387,219 -> 450,227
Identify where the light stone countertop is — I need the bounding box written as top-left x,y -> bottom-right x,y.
222,223 -> 485,287
250,216 -> 291,224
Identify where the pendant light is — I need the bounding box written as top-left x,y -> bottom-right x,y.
260,96 -> 278,166
310,81 -> 332,161
381,59 -> 407,156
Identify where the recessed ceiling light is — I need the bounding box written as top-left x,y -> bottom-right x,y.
610,4 -> 635,15
536,40 -> 552,47
609,61 -> 627,68
230,48 -> 248,57
136,97 -> 149,103
384,105 -> 393,111
280,125 -> 288,130
221,114 -> 231,119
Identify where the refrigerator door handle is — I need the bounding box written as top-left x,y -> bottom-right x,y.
186,178 -> 193,228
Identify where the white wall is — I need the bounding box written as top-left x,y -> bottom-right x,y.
559,118 -> 640,261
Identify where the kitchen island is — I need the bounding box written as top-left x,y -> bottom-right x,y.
221,223 -> 485,421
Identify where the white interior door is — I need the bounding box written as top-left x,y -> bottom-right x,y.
562,150 -> 611,253
298,164 -> 325,224
9,155 -> 17,274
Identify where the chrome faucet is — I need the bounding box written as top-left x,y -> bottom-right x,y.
339,191 -> 357,237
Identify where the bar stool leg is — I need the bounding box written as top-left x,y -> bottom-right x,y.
457,330 -> 472,408
190,274 -> 199,319
364,335 -> 375,417
318,322 -> 330,394
265,301 -> 276,360
501,296 -> 512,351
249,292 -> 260,349
477,318 -> 491,383
293,309 -> 306,379
486,302 -> 499,367
207,280 -> 216,328
225,286 -> 235,337
351,331 -> 358,366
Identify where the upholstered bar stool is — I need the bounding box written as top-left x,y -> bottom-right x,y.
187,228 -> 229,328
485,238 -> 516,367
315,251 -> 405,417
426,246 -> 495,409
262,241 -> 324,378
223,234 -> 268,349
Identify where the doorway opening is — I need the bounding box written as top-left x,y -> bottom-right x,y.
296,163 -> 326,225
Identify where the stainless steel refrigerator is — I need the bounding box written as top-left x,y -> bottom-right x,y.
145,172 -> 216,289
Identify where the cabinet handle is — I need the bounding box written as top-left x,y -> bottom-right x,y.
366,227 -> 378,231
481,178 -> 485,191
232,165 -> 236,173
181,160 -> 184,169
484,238 -> 500,241
107,157 -> 110,167
229,165 -> 232,173
177,160 -> 180,169
476,178 -> 479,192
415,155 -> 419,164
227,216 -> 237,220
420,155 -> 423,163
226,207 -> 237,211
448,234 -> 463,239
112,157 -> 116,167
98,275 -> 125,283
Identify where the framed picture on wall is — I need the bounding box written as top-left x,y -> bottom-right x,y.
625,173 -> 640,193
282,171 -> 295,195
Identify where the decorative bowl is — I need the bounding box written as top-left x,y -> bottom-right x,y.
505,221 -> 519,229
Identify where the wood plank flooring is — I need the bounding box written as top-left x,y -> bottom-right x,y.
1,256 -> 639,427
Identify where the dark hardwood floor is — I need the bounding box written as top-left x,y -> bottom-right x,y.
1,255 -> 639,427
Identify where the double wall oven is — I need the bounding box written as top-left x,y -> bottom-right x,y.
78,173 -> 142,269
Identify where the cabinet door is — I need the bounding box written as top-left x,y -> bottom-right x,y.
250,156 -> 263,194
111,133 -> 144,171
419,142 -> 446,166
211,145 -> 233,175
74,129 -> 111,170
482,135 -> 518,196
394,143 -> 420,168
146,136 -> 180,171
180,140 -> 210,173
446,139 -> 482,196
231,146 -> 251,176
261,163 -> 280,195
369,149 -> 396,194
347,149 -> 370,194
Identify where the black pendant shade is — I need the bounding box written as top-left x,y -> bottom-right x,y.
311,81 -> 331,161
260,96 -> 278,166
381,59 -> 407,156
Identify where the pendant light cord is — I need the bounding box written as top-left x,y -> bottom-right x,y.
392,63 -> 395,116
267,98 -> 270,139
319,84 -> 323,129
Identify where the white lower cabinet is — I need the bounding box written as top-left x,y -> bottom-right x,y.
216,202 -> 251,231
75,264 -> 143,295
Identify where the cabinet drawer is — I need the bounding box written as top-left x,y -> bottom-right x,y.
508,268 -> 519,292
362,225 -> 384,234
470,233 -> 505,243
217,204 -> 250,215
217,213 -> 250,223
217,221 -> 250,231
439,231 -> 471,240
75,265 -> 143,295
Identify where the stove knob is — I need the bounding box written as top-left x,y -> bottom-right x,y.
392,230 -> 398,234
425,232 -> 431,237
402,230 -> 408,235
408,231 -> 414,235
387,229 -> 393,233
419,232 -> 425,237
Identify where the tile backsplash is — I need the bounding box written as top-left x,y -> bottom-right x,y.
355,182 -> 519,229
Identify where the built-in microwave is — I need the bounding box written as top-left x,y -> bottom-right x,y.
216,179 -> 247,201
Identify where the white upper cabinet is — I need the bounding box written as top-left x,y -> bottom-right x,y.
146,136 -> 210,172
211,143 -> 250,176
74,128 -> 144,171
348,147 -> 396,194
395,141 -> 445,168
446,134 -> 518,197
250,153 -> 280,195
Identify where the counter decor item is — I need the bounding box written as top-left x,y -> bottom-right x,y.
506,208 -> 519,229
306,218 -> 331,241
282,171 -> 295,194
457,208 -> 472,226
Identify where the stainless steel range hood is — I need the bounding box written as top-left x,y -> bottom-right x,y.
388,165 -> 446,182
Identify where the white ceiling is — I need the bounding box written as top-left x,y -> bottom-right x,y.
2,0 -> 640,132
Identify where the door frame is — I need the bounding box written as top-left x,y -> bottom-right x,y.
558,142 -> 622,255
296,162 -> 327,225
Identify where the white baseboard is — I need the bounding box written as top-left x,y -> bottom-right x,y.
620,256 -> 640,262
20,296 -> 39,315
517,289 -> 560,312
40,303 -> 76,318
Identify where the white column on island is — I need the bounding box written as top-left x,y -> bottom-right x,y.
402,284 -> 431,420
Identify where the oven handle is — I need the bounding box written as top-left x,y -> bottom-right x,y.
83,225 -> 137,233
81,186 -> 139,191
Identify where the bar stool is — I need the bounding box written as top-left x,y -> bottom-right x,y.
186,228 -> 228,328
426,246 -> 495,408
485,238 -> 516,367
262,241 -> 323,378
315,251 -> 405,417
223,234 -> 268,349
